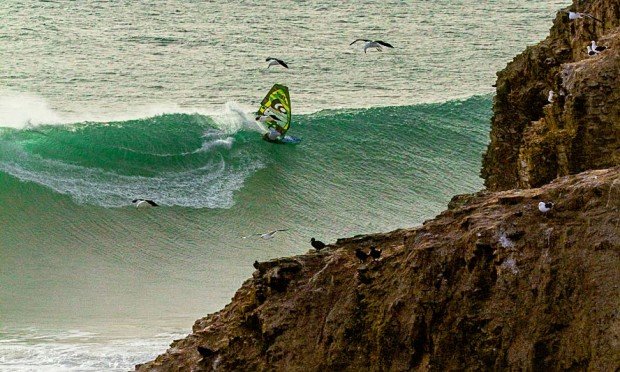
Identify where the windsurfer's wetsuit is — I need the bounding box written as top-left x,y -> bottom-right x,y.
263,127 -> 282,142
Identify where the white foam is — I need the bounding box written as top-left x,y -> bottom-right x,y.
196,137 -> 235,153
0,327 -> 183,371
0,91 -> 64,128
0,90 -> 197,129
0,147 -> 264,208
209,101 -> 264,134
0,91 -> 263,132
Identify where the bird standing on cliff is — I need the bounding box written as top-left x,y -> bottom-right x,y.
538,201 -> 554,213
350,39 -> 394,53
586,44 -> 605,56
548,90 -> 555,103
369,246 -> 382,261
355,248 -> 369,263
591,41 -> 607,53
311,238 -> 326,251
565,11 -> 602,23
587,45 -> 598,56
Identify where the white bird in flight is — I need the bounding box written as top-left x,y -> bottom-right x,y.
266,57 -> 289,69
132,199 -> 159,208
566,11 -> 602,23
243,229 -> 289,240
350,39 -> 394,53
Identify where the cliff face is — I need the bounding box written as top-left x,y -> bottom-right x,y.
481,0 -> 620,190
137,167 -> 620,371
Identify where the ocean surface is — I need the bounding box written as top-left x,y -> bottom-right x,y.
1,1 -> 569,370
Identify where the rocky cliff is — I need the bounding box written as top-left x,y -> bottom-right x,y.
136,1 -> 620,370
481,0 -> 620,190
137,167 -> 619,371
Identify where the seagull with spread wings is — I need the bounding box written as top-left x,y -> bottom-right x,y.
350,39 -> 394,53
266,57 -> 289,69
243,229 -> 289,240
591,40 -> 607,53
565,11 -> 603,23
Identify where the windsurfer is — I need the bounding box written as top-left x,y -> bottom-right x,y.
256,84 -> 296,143
256,114 -> 284,142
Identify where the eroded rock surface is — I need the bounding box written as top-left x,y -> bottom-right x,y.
136,167 -> 619,371
481,0 -> 620,190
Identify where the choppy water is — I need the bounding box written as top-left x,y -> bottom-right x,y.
0,0 -> 568,370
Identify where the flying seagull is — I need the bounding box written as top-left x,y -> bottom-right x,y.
565,11 -> 603,23
132,199 -> 158,208
243,229 -> 288,240
350,39 -> 394,53
591,40 -> 607,52
266,57 -> 289,69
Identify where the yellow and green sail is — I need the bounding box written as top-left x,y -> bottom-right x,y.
256,84 -> 291,136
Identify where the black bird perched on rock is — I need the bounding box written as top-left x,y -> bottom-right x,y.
369,246 -> 382,261
311,238 -> 326,251
355,248 -> 369,263
253,260 -> 260,270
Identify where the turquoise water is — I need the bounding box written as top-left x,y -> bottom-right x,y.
0,0 -> 568,370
